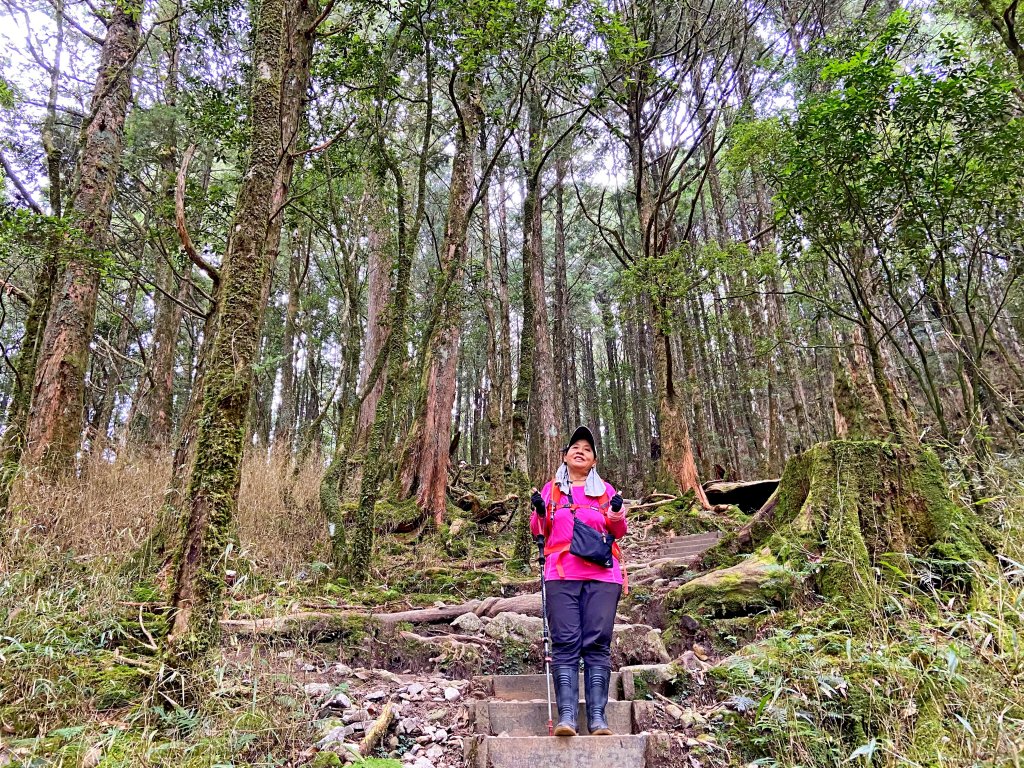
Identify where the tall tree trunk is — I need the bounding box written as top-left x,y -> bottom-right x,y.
523,88 -> 560,485
274,235 -> 305,451
135,0 -> 183,451
480,135 -> 506,489
398,73 -> 480,526
0,2 -> 64,517
551,156 -> 577,436
353,173 -> 391,450
624,305 -> 651,479
347,144 -> 416,581
599,295 -> 630,481
90,282 -> 138,445
511,86 -> 550,564
581,329 -> 603,458
24,1 -> 141,474
0,256 -> 59,517
485,164 -> 513,493
166,0 -> 299,660
650,303 -> 710,507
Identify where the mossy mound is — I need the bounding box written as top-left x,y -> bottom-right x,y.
709,603 -> 1023,766
642,491 -> 750,537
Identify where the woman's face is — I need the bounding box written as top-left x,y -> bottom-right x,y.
565,439 -> 596,474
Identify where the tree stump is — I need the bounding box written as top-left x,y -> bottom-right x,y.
767,441 -> 994,607
672,441 -> 995,617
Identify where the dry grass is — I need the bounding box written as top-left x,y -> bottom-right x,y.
236,448 -> 329,575
7,449 -> 169,561
5,447 -> 329,578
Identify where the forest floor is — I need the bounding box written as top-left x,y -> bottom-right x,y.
1,449 -> 1023,767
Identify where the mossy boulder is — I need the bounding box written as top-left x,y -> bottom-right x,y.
667,548 -> 800,617
611,624 -> 671,666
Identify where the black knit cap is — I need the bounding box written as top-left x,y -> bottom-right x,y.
564,425 -> 596,454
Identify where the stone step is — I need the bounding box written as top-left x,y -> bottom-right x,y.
466,734 -> 661,768
474,700 -> 635,736
482,673 -> 621,701
657,549 -> 710,559
658,533 -> 723,557
663,532 -> 720,544
659,543 -> 713,553
662,532 -> 723,546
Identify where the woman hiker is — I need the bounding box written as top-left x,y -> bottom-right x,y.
530,425 -> 627,737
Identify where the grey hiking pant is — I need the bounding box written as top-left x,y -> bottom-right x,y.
545,579 -> 621,668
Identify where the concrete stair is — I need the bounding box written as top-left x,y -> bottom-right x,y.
465,673 -> 670,768
468,735 -> 660,768
464,533 -> 715,766
479,673 -> 620,701
474,700 -> 634,736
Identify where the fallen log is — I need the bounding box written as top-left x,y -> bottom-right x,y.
399,630 -> 497,647
220,593 -> 542,638
733,485 -> 780,549
629,497 -> 679,514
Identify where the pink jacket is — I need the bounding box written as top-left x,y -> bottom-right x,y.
529,480 -> 627,584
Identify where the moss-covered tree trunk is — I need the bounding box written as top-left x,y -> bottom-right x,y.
673,441 -> 996,617
353,171 -> 392,452
23,0 -> 141,474
273,248 -> 303,451
523,87 -> 561,485
511,84 -> 548,565
480,143 -> 510,495
165,0 -> 289,660
771,441 -> 992,606
0,251 -> 58,518
1,0 -> 68,511
133,0 -> 183,452
346,152 -> 415,582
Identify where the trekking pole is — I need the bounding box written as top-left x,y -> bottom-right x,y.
535,534 -> 554,737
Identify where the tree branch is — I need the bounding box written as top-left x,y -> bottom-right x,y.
0,279 -> 32,305
0,150 -> 45,214
176,143 -> 220,287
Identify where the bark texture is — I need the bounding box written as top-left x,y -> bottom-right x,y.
24,1 -> 141,473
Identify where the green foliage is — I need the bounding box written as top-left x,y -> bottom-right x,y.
769,12 -> 1024,277
710,587 -> 1023,766
0,74 -> 15,109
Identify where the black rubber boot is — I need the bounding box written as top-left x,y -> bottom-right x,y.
552,665 -> 578,736
585,665 -> 613,735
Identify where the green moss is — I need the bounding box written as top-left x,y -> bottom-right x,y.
395,567 -> 499,600
374,496 -> 424,533
312,753 -> 344,767
81,661 -> 150,710
496,638 -> 532,675
761,441 -> 997,613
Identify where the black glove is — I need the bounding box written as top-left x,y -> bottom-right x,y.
610,494 -> 623,513
531,490 -> 545,516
